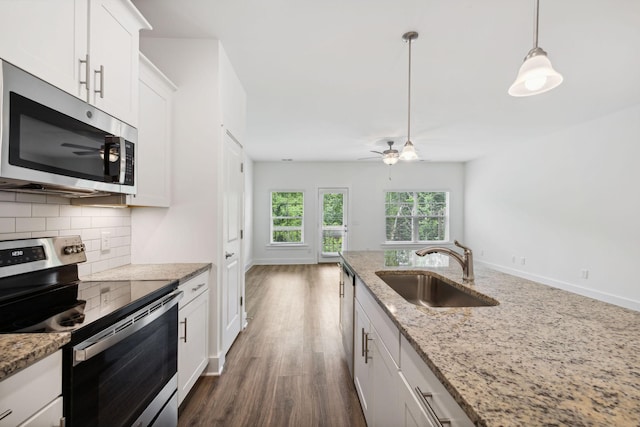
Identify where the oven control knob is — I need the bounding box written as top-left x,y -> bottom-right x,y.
64,246 -> 74,255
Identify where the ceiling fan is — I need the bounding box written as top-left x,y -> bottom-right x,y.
370,140 -> 400,165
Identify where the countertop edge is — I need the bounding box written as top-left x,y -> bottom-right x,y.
0,333 -> 71,381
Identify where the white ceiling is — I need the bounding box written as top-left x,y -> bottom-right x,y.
132,0 -> 640,162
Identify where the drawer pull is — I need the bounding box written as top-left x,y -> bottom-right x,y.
180,318 -> 188,342
192,283 -> 207,292
415,387 -> 451,427
364,333 -> 373,364
0,409 -> 12,421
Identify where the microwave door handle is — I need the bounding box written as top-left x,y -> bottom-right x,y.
119,139 -> 127,184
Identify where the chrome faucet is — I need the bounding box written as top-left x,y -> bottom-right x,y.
415,240 -> 474,282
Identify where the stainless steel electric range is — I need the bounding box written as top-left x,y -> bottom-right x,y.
0,236 -> 182,427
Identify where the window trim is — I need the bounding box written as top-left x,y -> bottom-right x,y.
384,190 -> 450,244
270,190 -> 305,245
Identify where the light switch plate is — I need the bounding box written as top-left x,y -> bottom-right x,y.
101,231 -> 111,251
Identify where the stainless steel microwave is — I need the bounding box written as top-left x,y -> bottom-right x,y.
0,59 -> 136,197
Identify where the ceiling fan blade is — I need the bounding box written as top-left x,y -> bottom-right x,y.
73,151 -> 99,156
357,156 -> 381,161
62,143 -> 100,151
370,150 -> 383,155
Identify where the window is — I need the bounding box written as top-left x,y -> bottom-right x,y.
385,191 -> 449,243
270,191 -> 304,244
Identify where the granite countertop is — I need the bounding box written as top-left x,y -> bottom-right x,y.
0,263 -> 211,382
82,263 -> 211,284
341,250 -> 640,427
0,333 -> 70,381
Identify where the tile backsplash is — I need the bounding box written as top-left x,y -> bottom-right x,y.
0,191 -> 131,278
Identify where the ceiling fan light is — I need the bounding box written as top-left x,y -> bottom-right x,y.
399,140 -> 418,161
383,154 -> 399,165
508,49 -> 563,97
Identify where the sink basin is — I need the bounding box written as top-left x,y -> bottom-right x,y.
376,272 -> 498,308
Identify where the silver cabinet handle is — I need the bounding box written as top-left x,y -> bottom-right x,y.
192,283 -> 207,292
180,318 -> 187,342
364,332 -> 373,364
339,281 -> 344,297
0,409 -> 13,421
361,327 -> 365,357
415,387 -> 451,427
94,65 -> 104,98
225,252 -> 235,259
79,54 -> 90,97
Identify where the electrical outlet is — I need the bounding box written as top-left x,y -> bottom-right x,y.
101,231 -> 111,251
511,255 -> 516,264
520,257 -> 526,265
101,289 -> 110,305
581,269 -> 589,279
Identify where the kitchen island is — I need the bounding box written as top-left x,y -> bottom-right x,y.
342,250 -> 640,426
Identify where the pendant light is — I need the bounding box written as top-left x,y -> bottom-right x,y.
399,31 -> 419,161
509,0 -> 563,97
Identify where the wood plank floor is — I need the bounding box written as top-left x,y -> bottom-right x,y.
178,264 -> 367,427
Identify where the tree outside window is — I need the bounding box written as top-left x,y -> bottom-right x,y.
385,191 -> 448,243
271,191 -> 304,244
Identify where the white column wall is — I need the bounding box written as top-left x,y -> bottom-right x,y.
465,103 -> 640,310
252,161 -> 465,264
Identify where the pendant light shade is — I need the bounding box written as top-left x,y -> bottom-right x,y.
509,0 -> 563,97
399,140 -> 418,161
383,152 -> 400,165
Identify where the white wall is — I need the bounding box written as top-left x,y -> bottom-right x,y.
465,103 -> 640,311
252,161 -> 465,264
0,192 -> 131,277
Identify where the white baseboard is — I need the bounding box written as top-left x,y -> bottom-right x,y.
478,260 -> 640,312
203,352 -> 225,376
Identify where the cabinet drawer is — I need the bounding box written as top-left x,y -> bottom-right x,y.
18,396 -> 62,427
0,351 -> 61,427
355,277 -> 400,364
400,335 -> 474,427
179,271 -> 210,307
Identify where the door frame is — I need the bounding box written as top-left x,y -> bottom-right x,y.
317,187 -> 349,263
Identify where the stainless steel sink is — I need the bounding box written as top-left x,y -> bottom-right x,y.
376,272 -> 498,308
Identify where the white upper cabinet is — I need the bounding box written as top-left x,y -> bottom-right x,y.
0,0 -> 87,96
88,0 -> 150,126
0,0 -> 150,126
128,54 -> 176,207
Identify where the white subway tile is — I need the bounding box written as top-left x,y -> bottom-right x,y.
60,205 -> 83,217
116,245 -> 130,257
92,216 -> 123,228
71,217 -> 91,229
16,217 -> 46,232
46,196 -> 70,205
85,250 -> 100,263
109,256 -> 130,270
58,230 -> 78,237
82,228 -> 101,240
46,216 -> 71,230
0,202 -> 31,217
77,263 -> 92,279
16,193 -> 47,203
91,259 -> 112,275
0,232 -> 32,240
33,204 -> 60,217
0,192 -> 16,202
0,218 -> 15,233
116,226 -> 131,237
32,231 -> 58,238
122,216 -> 131,226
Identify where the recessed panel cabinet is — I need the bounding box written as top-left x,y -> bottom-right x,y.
0,0 -> 150,125
128,54 -> 176,207
177,271 -> 210,405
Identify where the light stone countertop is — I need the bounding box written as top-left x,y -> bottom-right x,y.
0,333 -> 70,381
341,250 -> 640,427
0,263 -> 211,382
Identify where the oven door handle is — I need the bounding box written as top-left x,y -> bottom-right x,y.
73,290 -> 183,366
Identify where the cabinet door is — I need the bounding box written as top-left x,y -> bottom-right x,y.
0,0 -> 87,97
128,54 -> 175,207
17,396 -> 63,427
88,0 -> 149,125
371,329 -> 400,427
353,300 -> 372,425
398,373 -> 436,427
178,290 -> 209,405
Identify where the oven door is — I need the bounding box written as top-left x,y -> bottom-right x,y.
65,290 -> 182,427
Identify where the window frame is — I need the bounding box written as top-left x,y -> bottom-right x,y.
270,190 -> 305,245
384,190 -> 450,244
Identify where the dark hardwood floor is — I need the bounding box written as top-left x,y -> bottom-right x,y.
178,264 -> 367,427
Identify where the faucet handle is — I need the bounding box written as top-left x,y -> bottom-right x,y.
454,240 -> 472,253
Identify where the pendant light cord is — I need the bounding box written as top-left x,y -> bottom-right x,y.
407,36 -> 412,143
533,0 -> 539,48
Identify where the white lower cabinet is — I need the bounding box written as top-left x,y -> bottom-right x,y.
353,277 -> 475,427
0,351 -> 63,427
177,271 -> 210,405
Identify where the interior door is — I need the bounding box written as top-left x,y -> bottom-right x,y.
222,131 -> 244,354
318,188 -> 348,261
